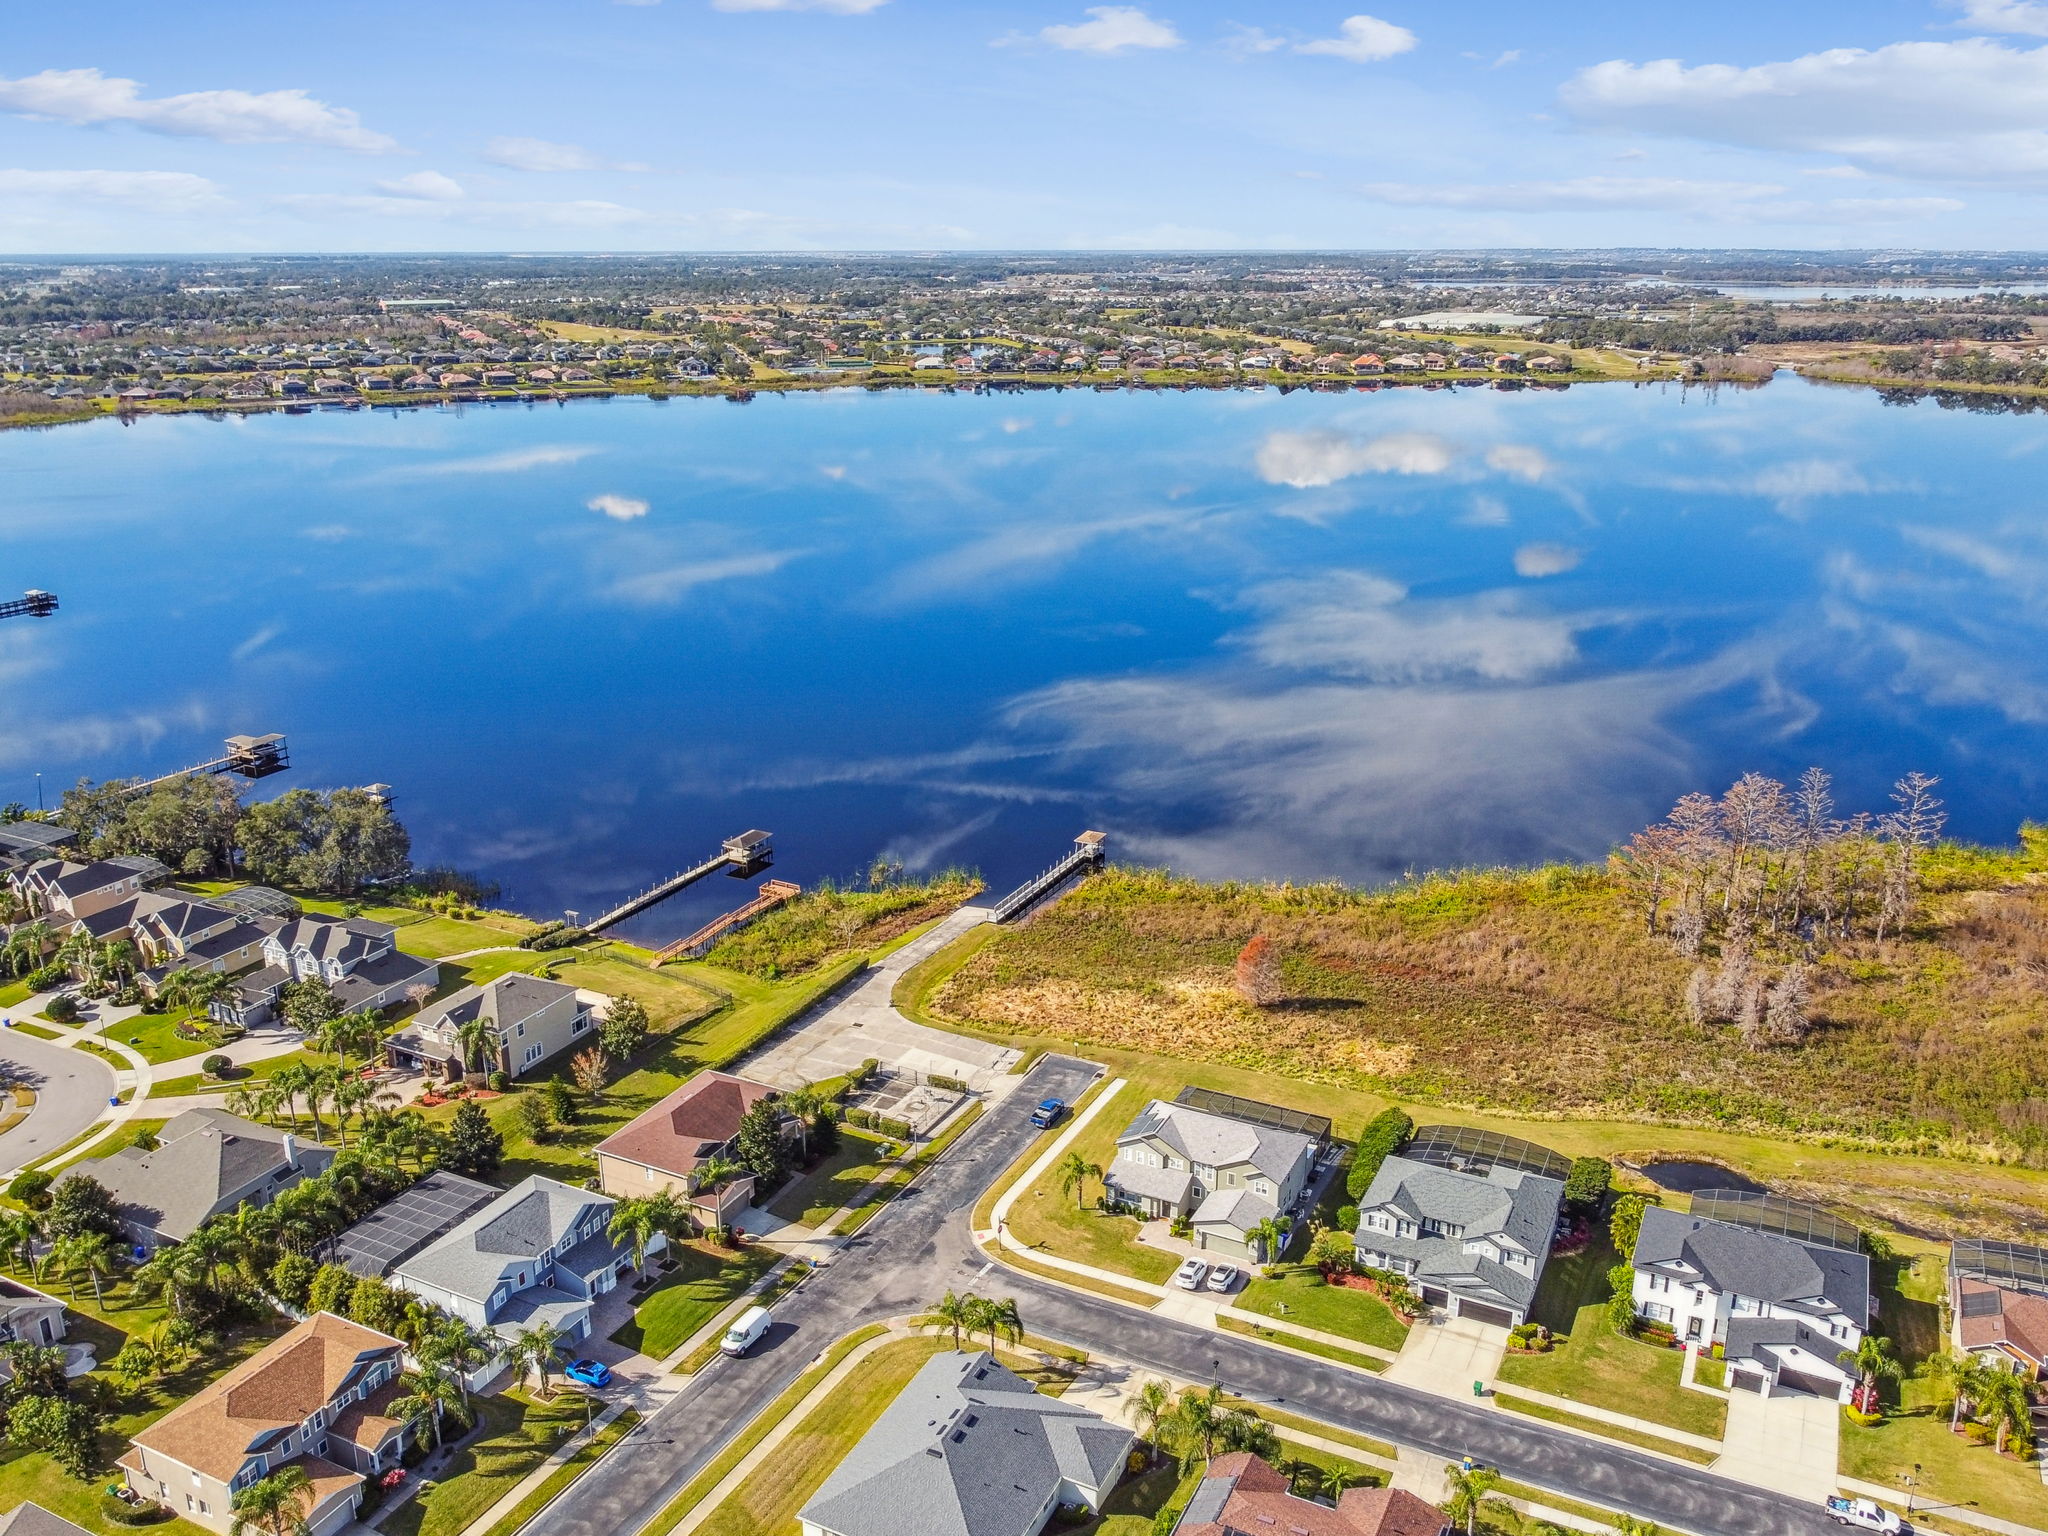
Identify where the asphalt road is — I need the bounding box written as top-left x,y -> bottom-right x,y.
0,1026 -> 118,1176
527,1056 -> 1844,1536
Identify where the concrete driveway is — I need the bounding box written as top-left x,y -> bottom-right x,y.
1385,1312 -> 1509,1397
1715,1385 -> 1840,1501
0,1028 -> 117,1175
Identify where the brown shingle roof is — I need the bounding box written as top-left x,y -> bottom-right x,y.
329,1375 -> 409,1453
1957,1278 -> 2048,1368
593,1071 -> 778,1179
1174,1453 -> 1446,1536
127,1313 -> 403,1481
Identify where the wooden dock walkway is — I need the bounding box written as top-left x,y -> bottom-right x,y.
650,879 -> 801,966
586,830 -> 773,934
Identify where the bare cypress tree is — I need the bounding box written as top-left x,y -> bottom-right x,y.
1766,963 -> 1810,1045
1735,976 -> 1767,1050
1671,902 -> 1706,958
1684,967 -> 1711,1028
1234,936 -> 1282,1007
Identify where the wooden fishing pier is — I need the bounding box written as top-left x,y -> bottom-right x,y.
649,878 -> 801,966
586,829 -> 774,935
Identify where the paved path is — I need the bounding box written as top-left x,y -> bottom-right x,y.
0,1027 -> 117,1173
515,1055 -> 1859,1536
738,907 -> 1019,1091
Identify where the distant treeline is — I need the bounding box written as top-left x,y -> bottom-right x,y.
1544,310 -> 2028,354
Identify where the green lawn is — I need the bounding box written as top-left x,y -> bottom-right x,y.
478,1409 -> 639,1536
1237,1266 -> 1409,1351
90,1007 -> 226,1067
1005,1072 -> 1179,1285
45,1118 -> 169,1173
1217,1313 -> 1387,1372
0,979 -> 31,1009
379,1389 -> 597,1536
1494,1240 -> 1728,1441
767,1129 -> 895,1228
606,1241 -> 777,1359
1495,1394 -> 1719,1465
1840,1249 -> 2047,1525
150,1045 -> 347,1099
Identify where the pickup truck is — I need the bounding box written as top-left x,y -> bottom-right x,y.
1826,1497 -> 1904,1533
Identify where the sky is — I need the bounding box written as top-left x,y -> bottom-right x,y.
7,0 -> 2048,252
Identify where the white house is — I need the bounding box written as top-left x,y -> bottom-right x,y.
1630,1205 -> 1871,1400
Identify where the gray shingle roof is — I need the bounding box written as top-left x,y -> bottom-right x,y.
1119,1101 -> 1315,1185
0,1503 -> 94,1536
1635,1206 -> 1870,1324
1192,1187 -> 1276,1235
418,972 -> 573,1033
1103,1159 -> 1194,1208
1352,1155 -> 1563,1312
800,1351 -> 1133,1536
63,1108 -> 333,1243
393,1175 -> 613,1308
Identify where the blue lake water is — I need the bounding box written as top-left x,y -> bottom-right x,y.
3,379 -> 2045,945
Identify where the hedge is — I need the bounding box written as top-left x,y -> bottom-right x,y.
1345,1108 -> 1413,1200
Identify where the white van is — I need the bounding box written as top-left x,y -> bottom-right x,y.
721,1306 -> 772,1357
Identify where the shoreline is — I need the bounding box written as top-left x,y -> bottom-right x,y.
13,359 -> 2048,435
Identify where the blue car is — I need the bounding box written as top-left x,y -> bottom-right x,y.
564,1359 -> 612,1389
1029,1098 -> 1066,1129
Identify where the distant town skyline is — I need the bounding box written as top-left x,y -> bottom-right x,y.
6,0 -> 2048,252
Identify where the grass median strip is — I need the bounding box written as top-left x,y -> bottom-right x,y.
481,1408 -> 640,1536
1493,1477 -> 1627,1530
1216,1313 -> 1387,1372
1492,1393 -> 1719,1465
641,1324 -> 891,1536
1220,1399 -> 1396,1462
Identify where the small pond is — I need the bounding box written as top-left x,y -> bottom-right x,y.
1636,1160 -> 1767,1196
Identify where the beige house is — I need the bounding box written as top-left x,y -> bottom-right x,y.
1104,1097 -> 1320,1261
0,1277 -> 66,1350
383,973 -> 597,1081
118,1313 -> 415,1536
594,1071 -> 777,1227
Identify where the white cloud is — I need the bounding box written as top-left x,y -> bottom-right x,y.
484,136 -> 599,172
1953,0 -> 2048,36
608,550 -> 802,604
1513,542 -> 1583,578
0,168 -> 225,214
0,67 -> 396,152
1297,14 -> 1417,63
1039,6 -> 1182,53
1485,444 -> 1553,483
1223,24 -> 1287,54
376,170 -> 465,201
378,445 -> 601,480
1233,572 -> 1581,682
712,0 -> 887,10
231,623 -> 284,662
587,493 -> 650,521
1561,38 -> 2048,181
1256,429 -> 1455,487
1359,176 -> 1785,212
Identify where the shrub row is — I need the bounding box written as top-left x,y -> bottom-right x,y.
1345,1108 -> 1413,1200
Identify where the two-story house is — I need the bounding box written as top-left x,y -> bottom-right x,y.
382,974 -> 596,1082
7,857 -> 151,926
215,915 -> 439,1027
130,896 -> 276,983
593,1070 -> 778,1229
389,1175 -> 644,1371
119,1313 -> 415,1536
1352,1155 -> 1564,1328
1631,1205 -> 1871,1400
62,1108 -> 336,1252
1104,1098 -> 1319,1261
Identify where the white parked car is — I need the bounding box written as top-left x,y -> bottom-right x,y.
1173,1257 -> 1211,1291
1206,1263 -> 1240,1294
721,1305 -> 773,1357
1826,1497 -> 1904,1533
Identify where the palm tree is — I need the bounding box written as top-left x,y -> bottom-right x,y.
389,1364 -> 475,1452
973,1294 -> 1022,1355
510,1321 -> 566,1399
1838,1334 -> 1904,1410
318,1009 -> 382,1072
1134,1377 -> 1171,1456
1169,1384 -> 1224,1468
271,1061 -> 315,1132
229,1466 -> 313,1536
4,920 -> 52,978
1055,1151 -> 1101,1210
2,1210 -> 45,1280
695,1154 -> 745,1193
101,939 -> 139,988
1977,1368 -> 2032,1454
781,1085 -> 826,1161
454,1014 -> 500,1081
303,1065 -> 343,1141
136,1241 -> 210,1318
330,1076 -> 375,1148
53,1230 -> 120,1308
419,1317 -> 494,1409
927,1291 -> 977,1351
1247,1215 -> 1294,1266
1442,1462 -> 1509,1536
1612,1518 -> 1664,1536
608,1191 -> 691,1272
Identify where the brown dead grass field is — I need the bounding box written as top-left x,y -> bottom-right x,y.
933,838 -> 2048,1233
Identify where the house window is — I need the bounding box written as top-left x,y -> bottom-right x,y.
572,1015 -> 588,1035
523,1044 -> 543,1067
1642,1302 -> 1673,1324
514,1021 -> 525,1037
1648,1274 -> 1671,1294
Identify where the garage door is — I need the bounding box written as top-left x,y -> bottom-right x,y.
1730,1370 -> 1766,1393
1420,1286 -> 1449,1308
1457,1300 -> 1515,1328
1776,1367 -> 1836,1398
